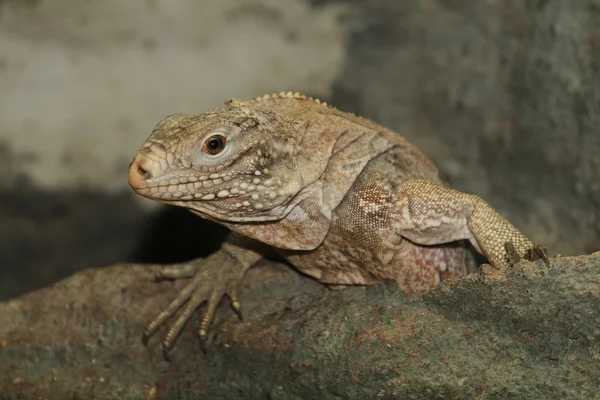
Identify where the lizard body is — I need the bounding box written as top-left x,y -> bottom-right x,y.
128,91 -> 542,357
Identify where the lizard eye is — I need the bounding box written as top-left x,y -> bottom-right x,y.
190,129 -> 235,166
202,135 -> 227,155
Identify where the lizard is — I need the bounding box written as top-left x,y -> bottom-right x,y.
128,91 -> 547,359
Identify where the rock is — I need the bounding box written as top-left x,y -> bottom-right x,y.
1,253 -> 599,399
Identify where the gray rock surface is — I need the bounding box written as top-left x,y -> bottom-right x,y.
1,254 -> 599,399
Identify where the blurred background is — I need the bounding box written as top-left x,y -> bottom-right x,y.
1,0 -> 598,300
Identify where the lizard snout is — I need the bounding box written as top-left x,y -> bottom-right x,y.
128,156 -> 153,190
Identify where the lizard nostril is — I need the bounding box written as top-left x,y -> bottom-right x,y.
128,159 -> 154,190
137,164 -> 151,179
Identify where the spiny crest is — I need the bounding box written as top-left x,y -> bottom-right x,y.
226,91 -> 332,109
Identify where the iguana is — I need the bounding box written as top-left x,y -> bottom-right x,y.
128,91 -> 546,359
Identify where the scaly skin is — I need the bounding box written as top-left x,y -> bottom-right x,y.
128,91 -> 546,358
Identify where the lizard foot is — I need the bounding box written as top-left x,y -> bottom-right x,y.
478,242 -> 549,282
142,256 -> 245,361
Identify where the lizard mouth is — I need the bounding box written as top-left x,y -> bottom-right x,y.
128,155 -> 223,200
128,160 -> 267,204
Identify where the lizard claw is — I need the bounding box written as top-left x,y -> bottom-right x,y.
504,241 -> 521,264
162,346 -> 173,362
228,279 -> 243,321
504,241 -> 550,267
141,328 -> 151,347
527,243 -> 550,267
232,303 -> 243,322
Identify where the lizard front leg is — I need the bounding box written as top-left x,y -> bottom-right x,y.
394,179 -> 546,269
143,233 -> 263,359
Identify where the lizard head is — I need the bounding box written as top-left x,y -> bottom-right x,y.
128,93 -> 329,223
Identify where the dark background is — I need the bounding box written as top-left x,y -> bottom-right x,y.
1,0 -> 599,300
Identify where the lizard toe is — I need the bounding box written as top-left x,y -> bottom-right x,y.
155,262 -> 200,281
